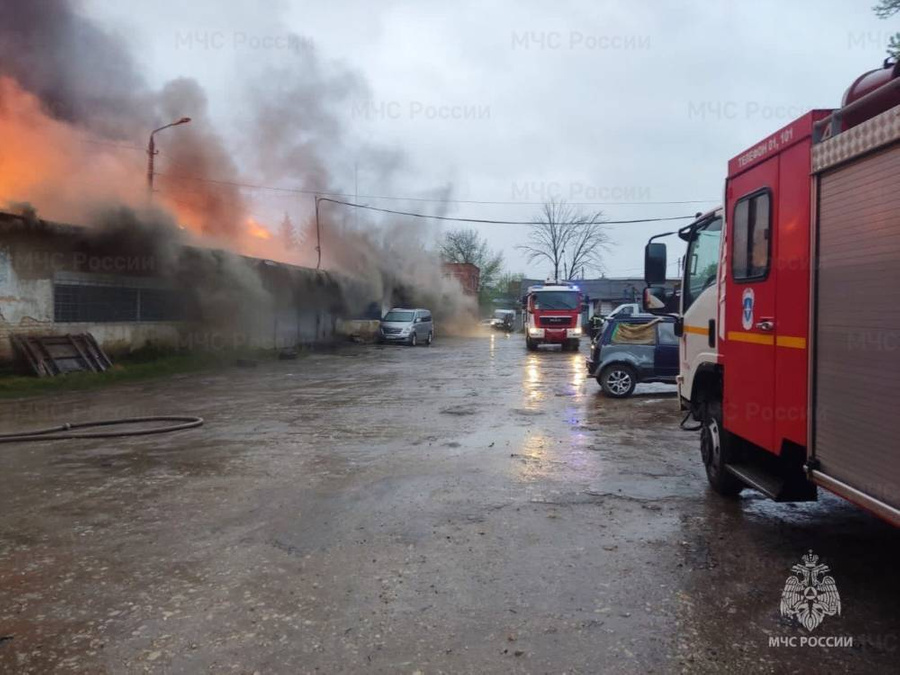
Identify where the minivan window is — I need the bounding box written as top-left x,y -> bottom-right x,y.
384,311 -> 414,322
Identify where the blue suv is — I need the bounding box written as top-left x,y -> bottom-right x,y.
586,316 -> 679,397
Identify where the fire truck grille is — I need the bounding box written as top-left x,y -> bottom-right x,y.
539,316 -> 573,328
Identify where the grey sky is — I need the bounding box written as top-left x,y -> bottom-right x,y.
87,0 -> 893,278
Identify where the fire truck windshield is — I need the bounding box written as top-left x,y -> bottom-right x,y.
683,216 -> 722,312
533,291 -> 579,310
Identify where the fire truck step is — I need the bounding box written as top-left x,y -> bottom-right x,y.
725,463 -> 817,502
725,464 -> 782,500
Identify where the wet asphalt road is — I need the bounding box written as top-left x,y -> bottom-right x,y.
0,334 -> 898,674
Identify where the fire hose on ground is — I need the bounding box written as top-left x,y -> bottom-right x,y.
0,416 -> 204,443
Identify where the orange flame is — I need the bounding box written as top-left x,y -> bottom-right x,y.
246,217 -> 273,240
0,76 -> 318,268
0,76 -> 144,222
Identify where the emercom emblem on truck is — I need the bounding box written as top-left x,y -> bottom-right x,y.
741,287 -> 754,330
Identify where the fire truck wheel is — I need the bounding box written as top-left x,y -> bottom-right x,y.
599,364 -> 636,398
701,399 -> 743,497
526,338 -> 538,351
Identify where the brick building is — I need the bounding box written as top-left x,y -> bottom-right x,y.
441,262 -> 480,296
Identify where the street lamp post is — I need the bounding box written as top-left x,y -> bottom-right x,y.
147,117 -> 191,199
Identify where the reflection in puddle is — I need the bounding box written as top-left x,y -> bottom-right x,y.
523,354 -> 543,404
516,432 -> 549,482
526,356 -> 540,384
570,353 -> 585,389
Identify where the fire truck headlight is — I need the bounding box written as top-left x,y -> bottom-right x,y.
528,327 -> 542,336
571,327 -> 582,336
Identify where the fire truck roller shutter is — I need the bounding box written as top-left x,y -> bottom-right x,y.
813,131 -> 900,517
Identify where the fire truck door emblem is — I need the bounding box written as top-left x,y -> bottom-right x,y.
779,550 -> 841,631
741,288 -> 754,330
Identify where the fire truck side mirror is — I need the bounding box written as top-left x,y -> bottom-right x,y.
643,285 -> 676,315
644,242 -> 667,285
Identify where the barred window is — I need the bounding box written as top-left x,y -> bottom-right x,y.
54,283 -> 185,323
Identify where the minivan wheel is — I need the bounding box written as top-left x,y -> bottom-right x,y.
426,332 -> 433,346
409,332 -> 417,347
599,364 -> 637,398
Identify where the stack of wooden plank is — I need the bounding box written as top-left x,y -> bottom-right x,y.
10,333 -> 113,377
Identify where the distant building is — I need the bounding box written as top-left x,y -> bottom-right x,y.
521,277 -> 678,315
442,262 -> 480,296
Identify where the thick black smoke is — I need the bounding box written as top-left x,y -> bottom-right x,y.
0,0 -> 475,321
0,0 -> 150,138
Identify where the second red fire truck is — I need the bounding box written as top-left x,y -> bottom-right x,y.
523,281 -> 584,351
643,61 -> 900,526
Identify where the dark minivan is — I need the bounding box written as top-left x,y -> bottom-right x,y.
586,316 -> 678,397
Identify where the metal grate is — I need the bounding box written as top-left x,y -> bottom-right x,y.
139,288 -> 187,321
53,283 -> 185,323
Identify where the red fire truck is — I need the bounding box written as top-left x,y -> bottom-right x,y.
643,62 -> 900,526
523,281 -> 584,351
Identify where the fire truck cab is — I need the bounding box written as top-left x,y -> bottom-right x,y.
523,281 -> 584,351
643,62 -> 900,525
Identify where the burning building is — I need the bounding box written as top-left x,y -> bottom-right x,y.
0,210 -> 356,363
0,0 -> 477,356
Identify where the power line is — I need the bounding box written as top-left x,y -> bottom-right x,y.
82,141 -> 717,206
79,138 -> 146,152
153,171 -> 715,208
315,197 -> 697,226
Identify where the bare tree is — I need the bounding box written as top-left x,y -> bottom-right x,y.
440,228 -> 503,292
279,212 -> 298,250
874,0 -> 900,58
517,199 -> 611,280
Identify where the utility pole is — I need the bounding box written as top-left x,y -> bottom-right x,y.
354,162 -> 359,229
314,195 -> 323,270
147,117 -> 191,200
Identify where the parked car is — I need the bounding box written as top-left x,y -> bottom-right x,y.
490,309 -> 516,333
378,308 -> 434,346
589,303 -> 649,338
605,302 -> 650,321
586,316 -> 678,397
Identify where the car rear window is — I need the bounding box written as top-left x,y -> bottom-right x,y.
610,321 -> 658,345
